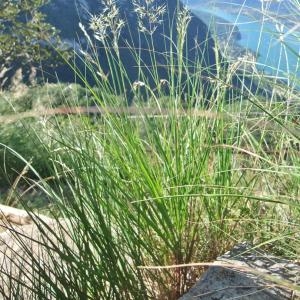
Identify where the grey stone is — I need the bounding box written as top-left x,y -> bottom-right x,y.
179,242 -> 300,300
253,260 -> 265,267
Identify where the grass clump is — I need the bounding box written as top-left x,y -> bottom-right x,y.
0,0 -> 299,299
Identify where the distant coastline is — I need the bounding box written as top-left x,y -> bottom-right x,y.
192,9 -> 242,42
192,8 -> 256,64
189,2 -> 300,84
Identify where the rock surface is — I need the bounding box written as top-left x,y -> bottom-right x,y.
0,217 -> 74,299
180,242 -> 300,300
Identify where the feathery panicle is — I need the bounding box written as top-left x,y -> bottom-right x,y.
176,5 -> 191,48
89,0 -> 124,51
133,0 -> 166,35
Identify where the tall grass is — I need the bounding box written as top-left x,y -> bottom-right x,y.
0,0 -> 299,299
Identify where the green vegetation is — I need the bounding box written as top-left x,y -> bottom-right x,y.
0,0 -> 299,299
0,84 -> 95,193
0,0 -> 68,87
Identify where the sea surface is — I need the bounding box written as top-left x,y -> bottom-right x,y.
186,0 -> 300,86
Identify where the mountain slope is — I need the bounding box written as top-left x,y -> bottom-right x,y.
42,0 -> 219,100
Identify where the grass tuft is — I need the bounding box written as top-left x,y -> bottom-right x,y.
0,0 -> 299,299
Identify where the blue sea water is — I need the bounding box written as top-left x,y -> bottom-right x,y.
186,0 -> 300,85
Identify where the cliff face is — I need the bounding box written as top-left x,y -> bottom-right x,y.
42,0 -> 218,97
43,0 -> 97,39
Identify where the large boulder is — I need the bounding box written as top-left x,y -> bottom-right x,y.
180,242 -> 300,300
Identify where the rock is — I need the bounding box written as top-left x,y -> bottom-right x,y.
0,216 -> 74,299
179,242 -> 300,300
0,204 -> 52,226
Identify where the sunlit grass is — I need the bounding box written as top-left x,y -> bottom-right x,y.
0,0 -> 299,299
